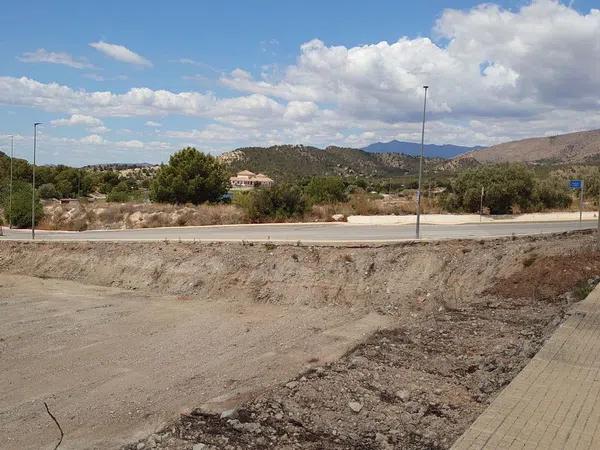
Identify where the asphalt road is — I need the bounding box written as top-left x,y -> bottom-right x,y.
1,220 -> 597,243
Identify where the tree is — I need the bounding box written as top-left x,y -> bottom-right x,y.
304,177 -> 347,204
150,147 -> 228,204
0,181 -> 43,228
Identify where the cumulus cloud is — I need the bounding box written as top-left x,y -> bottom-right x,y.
51,114 -> 103,127
3,0 -> 600,160
18,49 -> 93,69
89,41 -> 152,67
145,121 -> 162,127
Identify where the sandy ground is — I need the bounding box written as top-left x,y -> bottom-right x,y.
0,275 -> 388,450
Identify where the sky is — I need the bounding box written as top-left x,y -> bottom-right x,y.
0,0 -> 599,166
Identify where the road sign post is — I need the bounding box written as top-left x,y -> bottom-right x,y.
570,180 -> 584,228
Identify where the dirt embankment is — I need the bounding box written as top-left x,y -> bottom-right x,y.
1,231 -> 599,450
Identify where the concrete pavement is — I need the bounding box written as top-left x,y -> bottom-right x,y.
453,284 -> 600,450
0,220 -> 597,243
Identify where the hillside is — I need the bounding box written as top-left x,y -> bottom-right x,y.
364,140 -> 480,158
219,144 -> 445,181
461,129 -> 600,164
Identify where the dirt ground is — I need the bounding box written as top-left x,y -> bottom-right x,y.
1,231 -> 600,450
0,275 -> 388,450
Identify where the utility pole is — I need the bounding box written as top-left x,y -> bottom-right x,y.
9,135 -> 14,229
32,123 -> 42,240
415,85 -> 429,239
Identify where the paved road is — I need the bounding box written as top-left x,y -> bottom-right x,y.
1,220 -> 596,243
453,284 -> 600,449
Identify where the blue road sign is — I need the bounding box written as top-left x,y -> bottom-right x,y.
570,180 -> 583,189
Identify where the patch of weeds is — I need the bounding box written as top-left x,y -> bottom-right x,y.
343,254 -> 354,263
574,279 -> 596,301
264,242 -> 276,251
291,253 -> 299,262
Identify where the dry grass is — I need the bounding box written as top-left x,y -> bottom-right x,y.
39,201 -> 247,231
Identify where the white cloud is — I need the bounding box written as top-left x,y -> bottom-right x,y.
145,121 -> 162,127
84,73 -> 128,82
51,114 -> 103,127
3,0 -> 600,161
89,41 -> 152,67
18,49 -> 93,69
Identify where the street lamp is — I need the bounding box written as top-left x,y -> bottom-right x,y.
415,85 -> 429,239
32,123 -> 42,240
9,135 -> 14,229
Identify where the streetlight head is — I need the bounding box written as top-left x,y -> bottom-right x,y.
423,85 -> 429,89
34,122 -> 42,126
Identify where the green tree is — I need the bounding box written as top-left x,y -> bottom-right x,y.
304,177 -> 347,204
0,180 -> 43,228
150,147 -> 228,204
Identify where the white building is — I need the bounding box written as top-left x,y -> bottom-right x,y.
229,170 -> 275,189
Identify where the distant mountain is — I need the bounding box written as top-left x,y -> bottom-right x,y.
363,140 -> 482,159
459,129 -> 600,164
219,144 -> 446,181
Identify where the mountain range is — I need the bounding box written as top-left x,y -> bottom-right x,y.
363,140 -> 481,158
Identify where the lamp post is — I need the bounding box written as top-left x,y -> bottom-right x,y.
415,85 -> 429,239
9,135 -> 14,229
32,123 -> 42,240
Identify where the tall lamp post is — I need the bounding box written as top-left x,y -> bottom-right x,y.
415,85 -> 429,239
9,135 -> 14,229
32,123 -> 42,240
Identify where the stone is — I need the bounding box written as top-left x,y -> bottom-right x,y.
286,381 -> 299,389
332,214 -> 345,222
220,408 -> 238,419
136,443 -> 145,450
193,444 -> 207,450
396,389 -> 410,402
348,401 -> 363,413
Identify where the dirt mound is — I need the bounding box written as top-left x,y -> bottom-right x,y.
487,250 -> 600,301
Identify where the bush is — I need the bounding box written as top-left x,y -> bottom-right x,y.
533,178 -> 572,210
450,164 -> 535,214
0,181 -> 43,228
304,177 -> 347,204
38,183 -> 59,199
150,147 -> 228,204
234,184 -> 308,221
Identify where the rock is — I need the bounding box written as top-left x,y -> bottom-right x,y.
136,443 -> 145,450
348,401 -> 363,413
332,214 -> 345,222
193,444 -> 207,450
286,381 -> 299,389
396,389 -> 410,402
220,408 -> 238,419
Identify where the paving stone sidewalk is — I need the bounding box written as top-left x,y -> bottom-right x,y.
453,285 -> 600,450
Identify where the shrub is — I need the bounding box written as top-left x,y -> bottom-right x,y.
38,183 -> 59,199
234,184 -> 308,221
150,147 -> 228,204
450,164 -> 535,214
533,178 -> 572,210
304,177 -> 347,205
0,181 -> 43,228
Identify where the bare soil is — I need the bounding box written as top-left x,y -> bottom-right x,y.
1,230 -> 599,450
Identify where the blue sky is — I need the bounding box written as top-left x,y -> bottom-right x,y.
1,0 -> 599,165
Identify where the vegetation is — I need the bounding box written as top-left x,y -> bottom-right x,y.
304,176 -> 347,204
0,180 -> 43,228
150,147 -> 228,204
234,184 -> 308,221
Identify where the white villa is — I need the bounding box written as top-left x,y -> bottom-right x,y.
229,170 -> 275,189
